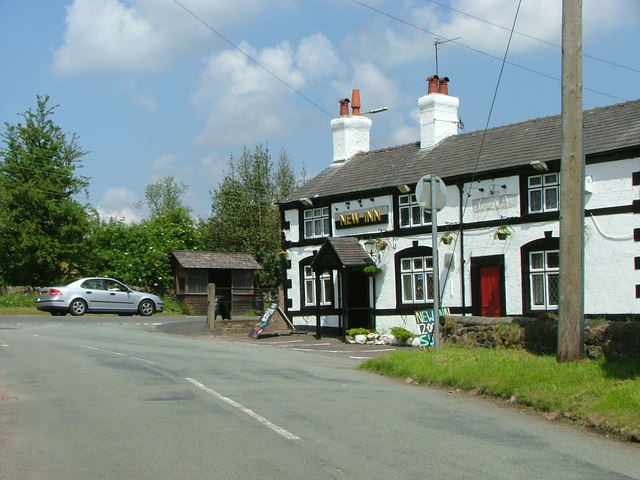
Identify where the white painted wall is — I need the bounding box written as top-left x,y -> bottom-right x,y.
282,155 -> 640,330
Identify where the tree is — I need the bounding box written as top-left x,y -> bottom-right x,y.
135,176 -> 191,218
86,208 -> 204,294
203,144 -> 296,288
0,95 -> 90,285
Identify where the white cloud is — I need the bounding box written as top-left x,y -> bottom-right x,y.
133,93 -> 158,112
150,153 -> 179,175
345,0 -> 637,69
191,33 -> 342,147
51,0 -> 271,76
96,186 -> 141,223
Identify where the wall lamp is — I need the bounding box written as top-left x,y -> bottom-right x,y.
398,184 -> 411,193
363,239 -> 378,260
300,197 -> 313,207
530,160 -> 548,172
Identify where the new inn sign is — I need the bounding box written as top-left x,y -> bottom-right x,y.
335,206 -> 389,230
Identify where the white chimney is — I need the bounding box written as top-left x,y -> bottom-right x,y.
331,89 -> 371,163
419,75 -> 459,149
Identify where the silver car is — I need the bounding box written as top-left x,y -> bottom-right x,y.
36,277 -> 164,317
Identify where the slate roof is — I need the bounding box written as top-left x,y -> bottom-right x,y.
284,99 -> 640,203
311,237 -> 374,271
170,251 -> 262,270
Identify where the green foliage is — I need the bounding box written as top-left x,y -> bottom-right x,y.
443,318 -> 457,336
86,208 -> 204,294
0,291 -> 38,308
159,295 -> 193,315
202,144 -> 296,288
493,322 -> 523,349
134,176 -> 191,218
390,326 -> 414,343
346,328 -> 371,337
363,265 -> 382,275
0,95 -> 90,285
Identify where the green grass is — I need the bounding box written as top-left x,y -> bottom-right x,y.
359,346 -> 640,441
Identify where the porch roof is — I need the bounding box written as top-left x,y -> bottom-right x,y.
311,237 -> 374,272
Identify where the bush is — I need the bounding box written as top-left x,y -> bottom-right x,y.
390,326 -> 414,343
0,292 -> 38,308
346,328 -> 371,338
493,323 -> 523,349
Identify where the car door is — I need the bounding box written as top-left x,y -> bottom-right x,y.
104,279 -> 136,313
80,279 -> 113,312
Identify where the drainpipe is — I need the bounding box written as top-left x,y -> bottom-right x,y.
458,184 -> 466,315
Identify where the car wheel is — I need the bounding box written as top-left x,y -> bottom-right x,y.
138,299 -> 155,317
69,299 -> 87,316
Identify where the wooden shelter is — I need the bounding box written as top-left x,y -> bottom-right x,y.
170,250 -> 262,315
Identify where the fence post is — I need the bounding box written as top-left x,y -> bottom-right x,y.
278,286 -> 285,311
206,283 -> 216,330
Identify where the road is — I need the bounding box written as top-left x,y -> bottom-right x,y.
1,315 -> 639,480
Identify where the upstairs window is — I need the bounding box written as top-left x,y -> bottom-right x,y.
304,207 -> 330,239
399,194 -> 431,228
528,173 -> 559,213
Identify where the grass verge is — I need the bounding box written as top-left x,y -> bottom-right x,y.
359,346 -> 640,442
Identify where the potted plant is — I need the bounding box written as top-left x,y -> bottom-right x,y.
440,231 -> 454,245
495,224 -> 513,240
374,238 -> 389,251
363,265 -> 382,277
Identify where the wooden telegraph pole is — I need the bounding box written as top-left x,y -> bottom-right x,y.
557,0 -> 584,362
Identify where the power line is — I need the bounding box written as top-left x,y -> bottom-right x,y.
439,0 -> 524,299
422,0 -> 640,74
349,0 -> 630,102
172,0 -> 334,120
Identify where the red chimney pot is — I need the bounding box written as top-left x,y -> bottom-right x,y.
339,98 -> 350,116
438,76 -> 450,95
351,89 -> 361,116
427,75 -> 440,94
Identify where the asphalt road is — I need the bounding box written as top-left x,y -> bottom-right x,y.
1,315 -> 639,480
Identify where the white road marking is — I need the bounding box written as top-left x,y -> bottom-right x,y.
260,339 -> 305,345
186,377 -> 301,441
82,345 -> 156,364
0,337 -> 8,348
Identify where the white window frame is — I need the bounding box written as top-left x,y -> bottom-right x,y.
400,255 -> 434,304
304,207 -> 331,239
529,250 -> 559,310
528,173 -> 560,214
303,265 -> 333,307
399,194 -> 431,228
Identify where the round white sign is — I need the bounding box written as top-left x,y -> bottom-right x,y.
415,175 -> 447,211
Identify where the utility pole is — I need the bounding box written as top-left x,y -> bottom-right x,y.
557,0 -> 584,362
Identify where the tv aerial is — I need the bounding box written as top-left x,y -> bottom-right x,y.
434,37 -> 460,76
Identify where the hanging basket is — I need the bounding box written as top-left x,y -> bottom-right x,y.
494,225 -> 513,240
363,265 -> 382,277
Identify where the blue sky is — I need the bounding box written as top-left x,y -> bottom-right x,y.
1,0 -> 639,221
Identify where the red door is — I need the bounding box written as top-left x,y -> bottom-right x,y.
480,265 -> 502,317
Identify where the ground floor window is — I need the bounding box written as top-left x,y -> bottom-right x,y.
303,265 -> 333,307
529,250 -> 559,310
400,255 -> 434,303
